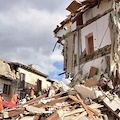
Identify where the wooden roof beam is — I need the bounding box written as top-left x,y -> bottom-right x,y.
66,0 -> 83,13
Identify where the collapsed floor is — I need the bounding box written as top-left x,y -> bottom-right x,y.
0,78 -> 120,120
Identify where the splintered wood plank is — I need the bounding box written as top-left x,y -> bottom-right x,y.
66,0 -> 82,13
46,92 -> 67,99
65,107 -> 85,116
22,94 -> 47,106
33,114 -> 40,120
71,104 -> 78,110
28,92 -> 64,106
71,111 -> 87,120
45,113 -> 59,120
33,96 -> 68,108
69,95 -> 100,120
76,94 -> 95,120
22,89 -> 59,106
3,108 -> 25,118
25,106 -> 51,114
65,103 -> 102,116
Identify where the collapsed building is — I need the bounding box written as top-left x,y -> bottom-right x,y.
0,59 -> 53,100
1,77 -> 120,120
1,0 -> 120,119
53,0 -> 120,89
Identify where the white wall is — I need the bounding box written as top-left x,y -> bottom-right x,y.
81,13 -> 111,52
83,0 -> 112,24
80,13 -> 111,78
75,1 -> 112,79
56,22 -> 77,37
74,66 -> 78,77
80,55 -> 111,78
56,1 -> 112,79
18,68 -> 51,89
71,22 -> 77,32
56,29 -> 66,37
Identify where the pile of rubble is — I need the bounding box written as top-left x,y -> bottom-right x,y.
0,76 -> 120,120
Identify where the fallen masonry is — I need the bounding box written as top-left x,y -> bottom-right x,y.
1,0 -> 120,119
0,79 -> 120,120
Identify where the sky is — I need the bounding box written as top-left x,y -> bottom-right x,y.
0,0 -> 73,84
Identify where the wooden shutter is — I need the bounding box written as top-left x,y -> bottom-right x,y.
23,74 -> 25,88
3,84 -> 7,94
8,85 -> 10,95
3,84 -> 11,95
20,73 -> 25,88
37,79 -> 42,92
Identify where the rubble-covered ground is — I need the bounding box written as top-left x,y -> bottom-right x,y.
0,76 -> 120,120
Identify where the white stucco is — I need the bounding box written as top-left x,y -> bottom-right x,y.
56,22 -> 77,37
80,55 -> 110,78
55,1 -> 113,79
18,68 -> 51,89
74,66 -> 78,77
81,13 -> 111,52
83,0 -> 112,24
71,22 -> 77,32
56,29 -> 66,37
77,1 -> 112,78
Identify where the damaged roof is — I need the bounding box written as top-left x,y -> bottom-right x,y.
46,79 -> 55,83
0,74 -> 13,81
5,61 -> 48,78
66,0 -> 83,13
53,14 -> 73,34
53,0 -> 107,34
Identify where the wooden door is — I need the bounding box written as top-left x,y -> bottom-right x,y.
88,36 -> 94,54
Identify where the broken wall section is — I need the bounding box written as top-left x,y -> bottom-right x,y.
0,60 -> 16,79
109,1 -> 120,88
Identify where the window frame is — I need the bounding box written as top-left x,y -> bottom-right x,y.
19,73 -> 26,88
19,73 -> 25,81
85,33 -> 94,55
3,84 -> 11,95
